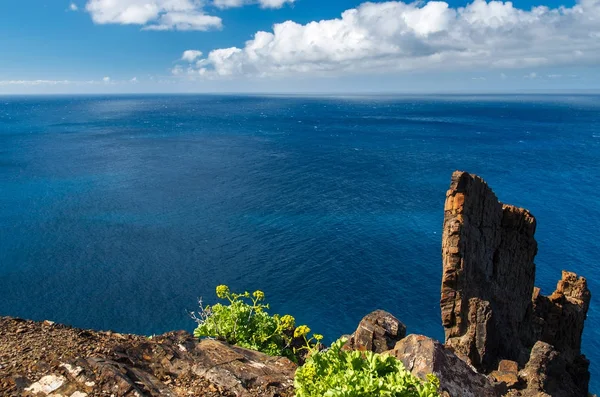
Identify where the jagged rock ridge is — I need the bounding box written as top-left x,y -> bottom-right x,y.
441,170 -> 591,396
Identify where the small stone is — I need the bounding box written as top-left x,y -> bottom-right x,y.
491,370 -> 520,388
61,363 -> 84,378
24,374 -> 66,394
498,360 -> 518,374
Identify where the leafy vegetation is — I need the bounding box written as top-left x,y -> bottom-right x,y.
192,285 -> 321,361
294,338 -> 441,397
193,286 -> 440,396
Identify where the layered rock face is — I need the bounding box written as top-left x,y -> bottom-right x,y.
441,171 -> 538,369
441,171 -> 591,396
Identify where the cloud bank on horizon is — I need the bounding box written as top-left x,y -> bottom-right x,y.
173,0 -> 600,78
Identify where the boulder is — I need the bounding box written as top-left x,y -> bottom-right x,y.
490,360 -> 521,389
343,310 -> 406,353
516,341 -> 583,397
390,334 -> 499,397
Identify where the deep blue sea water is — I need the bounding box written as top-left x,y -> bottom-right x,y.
0,94 -> 598,391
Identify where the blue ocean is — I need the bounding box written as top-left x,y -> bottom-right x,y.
0,94 -> 598,391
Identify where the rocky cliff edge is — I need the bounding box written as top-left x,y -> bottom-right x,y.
0,171 -> 593,397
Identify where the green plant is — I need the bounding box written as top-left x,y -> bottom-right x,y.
294,338 -> 441,397
192,285 -> 320,361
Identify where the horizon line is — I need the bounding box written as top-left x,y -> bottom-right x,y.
2,89 -> 600,97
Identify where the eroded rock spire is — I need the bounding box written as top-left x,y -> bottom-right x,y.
441,170 -> 591,396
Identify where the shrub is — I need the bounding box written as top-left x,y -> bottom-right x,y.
294,338 -> 441,397
192,285 -> 321,362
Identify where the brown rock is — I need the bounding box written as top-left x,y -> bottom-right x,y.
390,334 -> 499,397
516,341 -> 583,397
343,310 -> 407,353
490,360 -> 521,389
530,271 -> 592,395
498,360 -> 519,374
192,339 -> 296,395
441,171 -> 537,370
532,271 -> 591,359
0,316 -> 295,397
440,171 -> 592,396
491,371 -> 520,390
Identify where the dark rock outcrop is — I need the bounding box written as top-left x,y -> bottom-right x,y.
390,334 -> 499,397
532,271 -> 591,359
441,171 -> 538,369
441,170 -> 592,396
342,310 -> 406,353
0,316 -> 295,397
514,341 -> 583,397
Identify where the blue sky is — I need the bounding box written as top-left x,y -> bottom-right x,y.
0,0 -> 598,93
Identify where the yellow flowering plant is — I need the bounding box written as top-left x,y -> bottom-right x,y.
192,285 -> 319,362
295,338 -> 441,397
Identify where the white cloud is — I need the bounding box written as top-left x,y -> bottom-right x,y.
181,50 -> 203,62
213,0 -> 294,9
0,80 -> 72,86
176,0 -> 600,78
524,72 -> 537,79
171,65 -> 185,76
69,3 -> 78,11
0,78 -> 123,86
130,77 -> 139,82
85,0 -> 222,31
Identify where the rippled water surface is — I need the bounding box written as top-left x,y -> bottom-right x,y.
1,94 -> 599,390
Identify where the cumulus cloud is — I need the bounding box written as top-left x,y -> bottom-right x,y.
103,76 -> 111,83
175,0 -> 600,78
181,50 -> 203,62
69,3 -> 79,11
85,0 -> 222,31
213,0 -> 294,9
